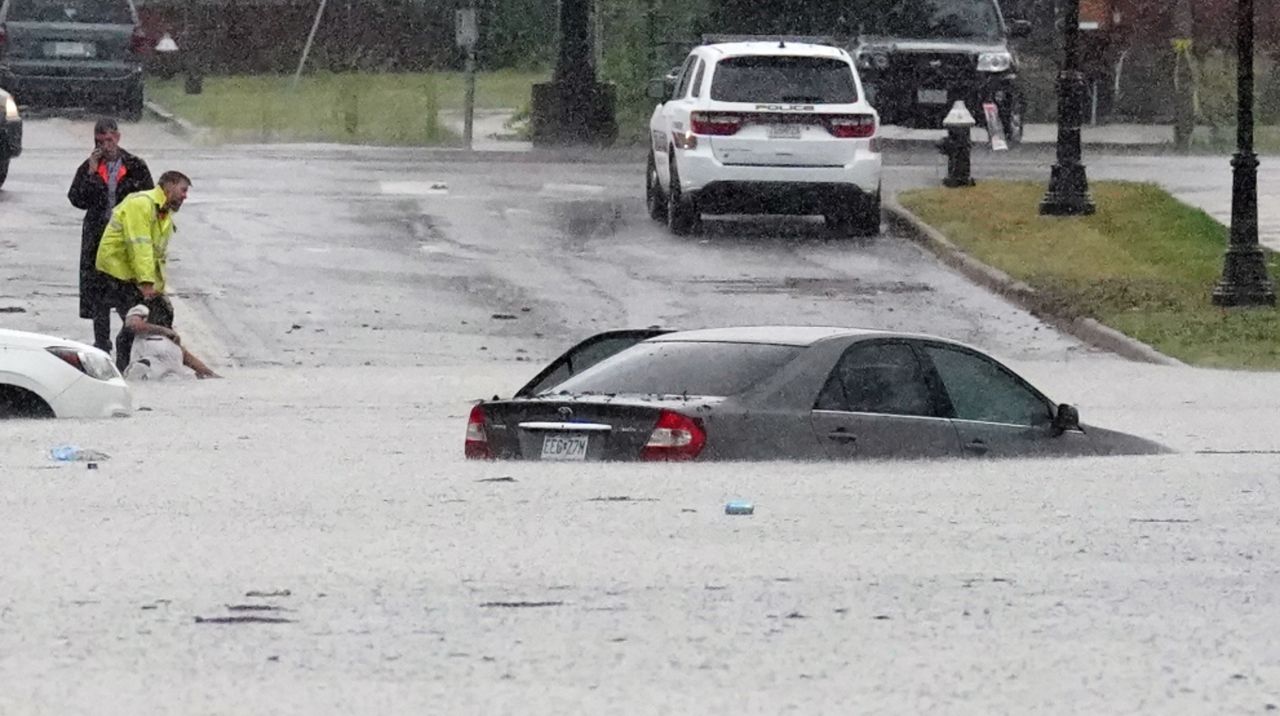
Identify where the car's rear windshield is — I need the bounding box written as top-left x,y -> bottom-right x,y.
544,341 -> 803,397
6,0 -> 133,24
710,56 -> 857,104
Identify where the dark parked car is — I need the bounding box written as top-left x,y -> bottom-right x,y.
849,0 -> 1030,143
465,326 -> 1169,462
0,0 -> 146,119
0,85 -> 20,187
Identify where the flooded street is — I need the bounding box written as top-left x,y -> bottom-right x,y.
3,119 -> 1280,713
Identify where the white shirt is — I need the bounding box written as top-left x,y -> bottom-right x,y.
124,304 -> 185,380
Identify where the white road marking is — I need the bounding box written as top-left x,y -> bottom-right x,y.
381,180 -> 449,196
539,183 -> 605,196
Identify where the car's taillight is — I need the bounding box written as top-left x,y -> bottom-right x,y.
130,26 -> 149,55
825,114 -> 876,138
465,404 -> 494,459
690,111 -> 743,136
640,410 -> 706,461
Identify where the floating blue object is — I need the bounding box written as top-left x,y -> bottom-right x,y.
725,500 -> 754,515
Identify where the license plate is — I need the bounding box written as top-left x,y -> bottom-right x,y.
48,41 -> 93,58
541,434 -> 589,461
767,124 -> 802,139
917,88 -> 948,105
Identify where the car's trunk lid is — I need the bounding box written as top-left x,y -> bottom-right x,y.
481,395 -> 722,461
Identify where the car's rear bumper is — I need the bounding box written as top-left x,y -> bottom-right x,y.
676,147 -> 881,214
2,61 -> 142,104
867,73 -> 1019,128
49,374 -> 133,418
1,119 -> 21,158
693,181 -> 877,215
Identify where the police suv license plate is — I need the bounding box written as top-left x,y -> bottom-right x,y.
541,434 -> 589,461
767,124 -> 802,139
917,88 -> 948,105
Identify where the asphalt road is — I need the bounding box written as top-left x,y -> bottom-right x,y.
3,119 -> 1280,715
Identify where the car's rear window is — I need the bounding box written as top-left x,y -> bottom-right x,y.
710,56 -> 857,104
544,341 -> 803,397
6,0 -> 133,24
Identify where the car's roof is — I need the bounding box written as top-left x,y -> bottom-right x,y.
650,326 -> 890,347
702,42 -> 850,61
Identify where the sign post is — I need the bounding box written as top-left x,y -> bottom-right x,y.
456,8 -> 478,150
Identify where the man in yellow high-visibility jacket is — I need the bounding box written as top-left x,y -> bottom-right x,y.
95,170 -> 192,370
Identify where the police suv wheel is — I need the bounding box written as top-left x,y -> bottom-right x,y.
666,157 -> 699,236
645,153 -> 666,222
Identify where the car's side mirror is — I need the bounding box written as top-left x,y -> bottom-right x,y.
647,77 -> 668,101
1052,403 -> 1080,434
1008,19 -> 1032,38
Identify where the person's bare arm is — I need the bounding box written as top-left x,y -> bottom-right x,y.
180,347 -> 221,379
124,314 -> 177,340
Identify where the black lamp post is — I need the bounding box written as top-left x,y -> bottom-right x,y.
1211,0 -> 1276,306
1039,0 -> 1096,216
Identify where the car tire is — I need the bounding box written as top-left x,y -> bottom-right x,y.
666,155 -> 700,236
826,191 -> 880,238
121,80 -> 144,122
0,157 -> 8,189
645,152 -> 666,222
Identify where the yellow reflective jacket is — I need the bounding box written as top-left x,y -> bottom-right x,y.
95,186 -> 176,293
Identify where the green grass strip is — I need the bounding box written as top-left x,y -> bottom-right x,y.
899,181 -> 1280,369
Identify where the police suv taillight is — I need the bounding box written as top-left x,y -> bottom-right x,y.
824,114 -> 876,138
690,111 -> 744,136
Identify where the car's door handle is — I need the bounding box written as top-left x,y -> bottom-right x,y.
964,439 -> 990,455
826,430 -> 858,443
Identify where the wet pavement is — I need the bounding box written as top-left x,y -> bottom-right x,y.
3,118 -> 1280,714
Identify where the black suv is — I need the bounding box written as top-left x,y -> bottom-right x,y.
846,0 -> 1029,143
0,0 -> 146,119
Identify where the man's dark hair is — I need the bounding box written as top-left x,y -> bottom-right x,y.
158,170 -> 192,187
94,117 -> 119,134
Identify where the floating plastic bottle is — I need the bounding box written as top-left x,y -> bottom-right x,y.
49,445 -> 111,462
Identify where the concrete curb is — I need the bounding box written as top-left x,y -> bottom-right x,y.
144,99 -> 206,140
883,196 -> 1185,366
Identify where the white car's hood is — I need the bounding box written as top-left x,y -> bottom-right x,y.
0,328 -> 97,353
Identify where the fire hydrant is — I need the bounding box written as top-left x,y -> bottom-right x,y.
939,100 -> 976,188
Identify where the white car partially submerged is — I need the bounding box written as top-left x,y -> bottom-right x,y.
0,329 -> 132,418
646,38 -> 883,236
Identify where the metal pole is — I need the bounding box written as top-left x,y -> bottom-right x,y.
1212,0 -> 1276,306
463,44 -> 476,150
292,0 -> 328,89
1039,0 -> 1096,216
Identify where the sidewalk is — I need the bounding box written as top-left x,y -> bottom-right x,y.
879,122 -> 1174,151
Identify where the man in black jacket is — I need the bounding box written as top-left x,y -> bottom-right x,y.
68,117 -> 154,355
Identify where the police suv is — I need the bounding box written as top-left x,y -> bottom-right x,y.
645,37 -> 882,237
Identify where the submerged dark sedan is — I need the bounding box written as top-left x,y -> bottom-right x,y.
465,327 -> 1169,462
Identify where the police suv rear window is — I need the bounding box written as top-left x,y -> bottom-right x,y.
710,56 -> 857,104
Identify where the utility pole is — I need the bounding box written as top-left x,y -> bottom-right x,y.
1172,0 -> 1195,151
456,7 -> 479,150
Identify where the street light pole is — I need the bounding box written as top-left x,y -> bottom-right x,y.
1039,0 -> 1096,216
1211,0 -> 1276,306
